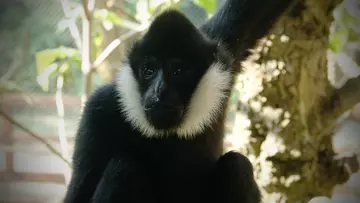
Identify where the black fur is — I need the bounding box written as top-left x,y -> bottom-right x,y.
64,0 -> 296,202
201,0 -> 298,64
65,82 -> 225,203
128,10 -> 225,130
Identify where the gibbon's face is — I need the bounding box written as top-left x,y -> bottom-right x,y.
116,10 -> 233,139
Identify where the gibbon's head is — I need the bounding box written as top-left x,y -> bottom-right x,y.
116,10 -> 234,139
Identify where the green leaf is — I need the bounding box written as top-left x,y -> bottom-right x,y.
35,50 -> 58,76
35,46 -> 81,76
35,46 -> 80,92
329,29 -> 348,53
194,0 -> 217,15
59,63 -> 70,74
60,63 -> 74,86
329,1 -> 360,52
94,31 -> 103,47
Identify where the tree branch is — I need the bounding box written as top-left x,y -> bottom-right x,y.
314,76 -> 360,138
323,76 -> 360,119
80,0 -> 95,107
334,77 -> 360,115
0,109 -> 71,167
56,74 -> 71,184
82,0 -> 94,21
60,0 -> 82,50
92,28 -> 146,69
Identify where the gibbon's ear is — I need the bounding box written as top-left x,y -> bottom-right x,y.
201,0 -> 298,63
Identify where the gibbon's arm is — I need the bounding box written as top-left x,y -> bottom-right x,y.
201,0 -> 298,62
91,158 -> 156,203
64,84 -> 116,203
209,151 -> 262,203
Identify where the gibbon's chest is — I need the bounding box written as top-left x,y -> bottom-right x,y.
118,130 -> 221,170
111,112 -> 224,166
111,131 -> 219,203
144,141 -> 216,203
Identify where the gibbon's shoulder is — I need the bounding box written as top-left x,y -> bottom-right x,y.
84,82 -> 119,115
80,82 -> 126,131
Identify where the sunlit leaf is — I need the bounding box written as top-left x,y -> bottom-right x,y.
194,0 -> 216,15
329,0 -> 360,52
94,31 -> 103,47
59,63 -> 75,86
35,46 -> 81,76
35,45 -> 80,92
329,28 -> 348,53
35,50 -> 59,76
59,63 -> 70,74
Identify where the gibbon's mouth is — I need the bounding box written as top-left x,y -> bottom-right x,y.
144,105 -> 184,130
144,101 -> 183,111
144,106 -> 179,111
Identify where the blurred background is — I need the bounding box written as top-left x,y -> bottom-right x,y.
0,0 -> 359,202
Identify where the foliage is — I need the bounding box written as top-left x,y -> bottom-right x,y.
35,46 -> 81,92
0,0 -> 78,94
194,0 -> 217,15
327,0 -> 360,88
329,0 -> 360,53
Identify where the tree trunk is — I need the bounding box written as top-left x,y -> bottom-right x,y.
233,0 -> 359,202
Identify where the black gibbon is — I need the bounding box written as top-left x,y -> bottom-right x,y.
64,0 -> 296,202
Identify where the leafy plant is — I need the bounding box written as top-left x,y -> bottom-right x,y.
329,1 -> 360,53
35,46 -> 81,92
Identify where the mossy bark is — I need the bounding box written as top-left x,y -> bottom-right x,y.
238,0 -> 355,202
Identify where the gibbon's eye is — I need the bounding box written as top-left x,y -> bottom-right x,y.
142,57 -> 157,78
173,67 -> 182,76
169,58 -> 188,76
143,65 -> 156,77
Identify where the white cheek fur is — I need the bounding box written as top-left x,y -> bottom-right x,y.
115,62 -> 232,139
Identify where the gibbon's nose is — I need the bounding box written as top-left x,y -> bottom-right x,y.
154,70 -> 167,99
144,96 -> 158,109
